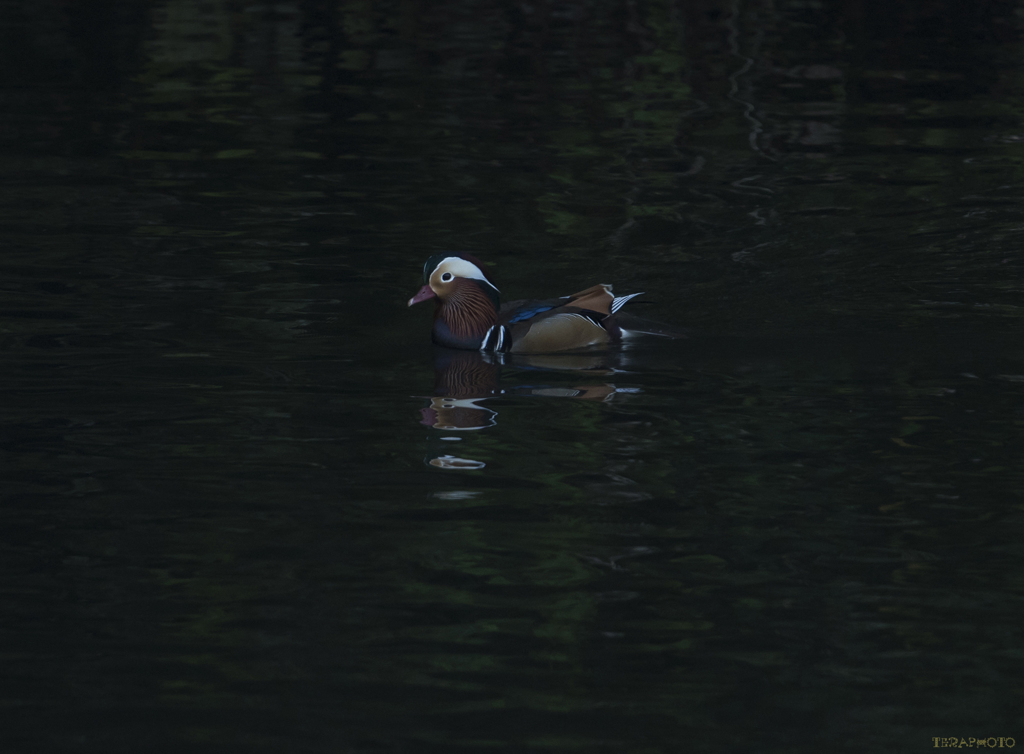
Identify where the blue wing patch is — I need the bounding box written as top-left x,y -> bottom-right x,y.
507,304 -> 557,324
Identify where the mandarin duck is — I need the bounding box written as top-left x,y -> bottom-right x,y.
408,253 -> 649,354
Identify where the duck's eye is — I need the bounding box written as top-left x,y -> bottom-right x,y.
441,272 -> 453,282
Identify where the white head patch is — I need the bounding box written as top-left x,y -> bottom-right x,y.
431,257 -> 499,292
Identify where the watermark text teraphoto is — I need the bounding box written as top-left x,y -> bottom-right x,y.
933,739 -> 1015,749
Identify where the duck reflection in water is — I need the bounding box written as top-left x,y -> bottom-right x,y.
420,348 -> 638,434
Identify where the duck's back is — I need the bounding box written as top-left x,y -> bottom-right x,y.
499,284 -> 617,354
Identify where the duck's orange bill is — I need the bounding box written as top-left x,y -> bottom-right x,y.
408,285 -> 436,306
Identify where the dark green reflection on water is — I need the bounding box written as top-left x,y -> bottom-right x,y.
1,0 -> 1023,751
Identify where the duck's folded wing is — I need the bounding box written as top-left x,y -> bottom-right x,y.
563,284 -> 614,315
502,301 -> 559,323
499,298 -> 560,317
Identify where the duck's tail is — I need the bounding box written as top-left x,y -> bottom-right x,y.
612,311 -> 688,339
610,292 -> 644,314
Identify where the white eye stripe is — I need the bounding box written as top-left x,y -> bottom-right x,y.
431,257 -> 499,292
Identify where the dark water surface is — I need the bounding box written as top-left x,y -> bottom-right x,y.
2,1 -> 1023,751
